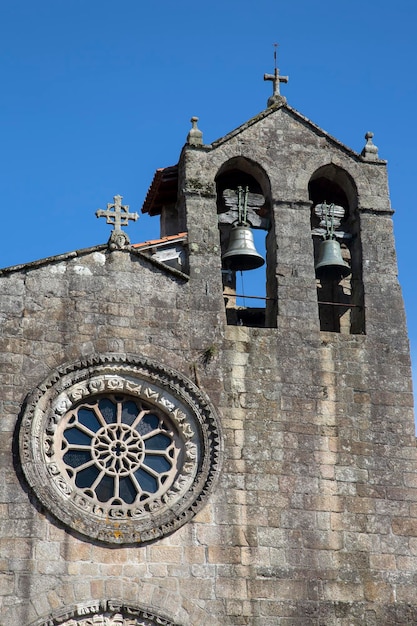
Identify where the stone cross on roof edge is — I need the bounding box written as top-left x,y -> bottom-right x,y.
264,43 -> 289,107
96,194 -> 139,249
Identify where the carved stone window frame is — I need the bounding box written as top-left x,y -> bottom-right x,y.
19,354 -> 222,544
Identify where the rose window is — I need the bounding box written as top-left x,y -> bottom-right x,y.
58,395 -> 181,507
19,355 -> 221,544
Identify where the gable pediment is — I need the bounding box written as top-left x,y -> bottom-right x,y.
210,102 -> 374,163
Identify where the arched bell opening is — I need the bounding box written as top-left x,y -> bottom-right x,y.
309,165 -> 365,334
215,157 -> 275,328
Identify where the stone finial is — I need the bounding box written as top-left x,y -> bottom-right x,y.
187,116 -> 203,146
361,131 -> 379,161
96,194 -> 139,249
264,43 -> 288,107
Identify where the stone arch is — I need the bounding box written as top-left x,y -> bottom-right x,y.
215,155 -> 272,216
8,584 -> 221,626
308,164 -> 364,334
309,163 -> 358,213
215,157 -> 276,327
28,599 -> 180,626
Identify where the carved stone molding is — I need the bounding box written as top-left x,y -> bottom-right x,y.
30,599 -> 179,626
19,354 -> 222,544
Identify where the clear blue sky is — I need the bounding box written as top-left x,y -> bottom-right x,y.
1,1 -> 417,411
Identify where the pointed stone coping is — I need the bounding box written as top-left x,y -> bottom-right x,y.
209,102 -> 387,164
0,242 -> 189,282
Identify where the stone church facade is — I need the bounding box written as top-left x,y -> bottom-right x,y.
1,72 -> 417,625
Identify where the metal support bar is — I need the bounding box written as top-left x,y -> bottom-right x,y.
223,293 -> 277,301
318,301 -> 363,308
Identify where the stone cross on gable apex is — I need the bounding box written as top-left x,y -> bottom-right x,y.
96,195 -> 139,249
264,44 -> 288,107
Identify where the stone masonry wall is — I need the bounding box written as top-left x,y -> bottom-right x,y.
0,248 -> 226,626
178,105 -> 417,623
1,102 -> 416,625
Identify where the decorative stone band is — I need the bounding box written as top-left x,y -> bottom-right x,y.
19,353 -> 222,544
29,599 -> 179,626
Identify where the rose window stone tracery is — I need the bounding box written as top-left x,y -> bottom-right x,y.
19,354 -> 222,544
59,395 -> 180,508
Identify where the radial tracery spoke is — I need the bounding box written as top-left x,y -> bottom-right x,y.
124,433 -> 139,445
117,401 -> 123,425
131,410 -> 148,430
64,457 -> 95,472
107,428 -> 117,441
140,429 -> 160,441
96,448 -> 110,457
144,448 -> 172,455
140,463 -> 163,479
96,409 -> 109,427
130,472 -> 143,494
93,407 -> 108,428
73,422 -> 97,437
89,469 -> 106,491
114,475 -> 120,498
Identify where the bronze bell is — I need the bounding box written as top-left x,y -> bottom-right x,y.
222,223 -> 265,271
315,238 -> 351,280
